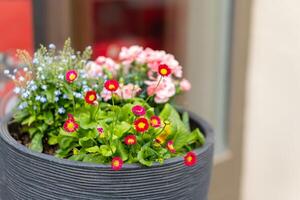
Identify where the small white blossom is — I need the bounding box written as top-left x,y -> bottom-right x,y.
35,95 -> 41,101
3,70 -> 9,75
58,74 -> 64,80
30,84 -> 38,91
54,97 -> 59,102
24,67 -> 28,72
41,75 -> 45,80
37,67 -> 42,71
54,90 -> 61,96
73,92 -> 82,98
18,76 -> 25,82
49,44 -> 56,49
13,87 -> 21,94
71,55 -> 76,60
41,85 -> 47,90
58,107 -> 65,114
33,58 -> 39,65
18,102 -> 28,110
21,91 -> 30,98
40,96 -> 47,103
63,94 -> 68,99
13,69 -> 18,74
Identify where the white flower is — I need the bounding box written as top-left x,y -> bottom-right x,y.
63,94 -> 68,99
24,67 -> 28,72
73,92 -> 82,98
18,76 -> 25,82
54,97 -> 59,102
13,69 -> 18,73
41,85 -> 47,90
37,67 -> 42,71
40,96 -> 47,103
35,95 -> 41,101
30,84 -> 38,91
21,91 -> 30,99
58,74 -> 64,80
54,90 -> 61,96
18,102 -> 28,110
71,55 -> 76,60
58,107 -> 65,114
33,58 -> 39,64
49,44 -> 56,49
13,87 -> 21,94
3,70 -> 9,75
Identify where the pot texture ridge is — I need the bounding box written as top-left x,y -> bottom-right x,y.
0,111 -> 214,200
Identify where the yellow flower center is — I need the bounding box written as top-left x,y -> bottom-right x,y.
160,68 -> 167,75
109,84 -> 115,90
151,119 -> 158,125
113,160 -> 120,167
88,95 -> 95,101
187,156 -> 193,162
138,122 -> 146,129
127,138 -> 134,144
69,73 -> 76,80
168,144 -> 175,150
67,122 -> 74,130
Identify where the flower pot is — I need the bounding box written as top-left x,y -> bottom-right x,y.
0,111 -> 214,200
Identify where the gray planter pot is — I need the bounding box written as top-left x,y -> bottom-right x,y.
0,111 -> 214,200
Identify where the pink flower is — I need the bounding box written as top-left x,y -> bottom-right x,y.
132,105 -> 146,116
119,46 -> 145,65
85,56 -> 119,78
117,84 -> 141,100
180,79 -> 191,91
145,78 -> 176,103
100,88 -> 115,101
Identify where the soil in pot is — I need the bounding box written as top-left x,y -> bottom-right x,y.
9,122 -> 57,155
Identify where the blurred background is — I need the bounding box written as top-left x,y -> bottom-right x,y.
0,0 -> 299,200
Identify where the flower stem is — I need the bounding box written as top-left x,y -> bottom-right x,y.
146,76 -> 163,103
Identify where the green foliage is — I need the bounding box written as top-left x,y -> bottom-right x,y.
11,39 -> 205,167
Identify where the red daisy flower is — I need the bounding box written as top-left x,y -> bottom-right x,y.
124,135 -> 137,145
132,105 -> 146,116
184,151 -> 197,167
63,119 -> 79,133
158,64 -> 171,76
111,157 -> 123,171
85,90 -> 97,104
134,117 -> 149,133
150,116 -> 161,127
104,79 -> 119,92
167,140 -> 176,153
66,70 -> 78,83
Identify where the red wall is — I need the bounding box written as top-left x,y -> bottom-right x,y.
0,0 -> 33,53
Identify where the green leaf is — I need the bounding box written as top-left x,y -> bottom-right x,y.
85,146 -> 100,153
45,89 -> 55,103
114,122 -> 131,138
78,112 -> 97,129
99,145 -> 113,157
44,111 -> 54,125
182,112 -> 191,132
59,136 -> 75,150
28,127 -> 38,138
30,132 -> 43,152
48,135 -> 58,145
137,144 -> 153,167
82,154 -> 105,163
79,137 -> 96,148
22,115 -> 36,126
117,141 -> 128,161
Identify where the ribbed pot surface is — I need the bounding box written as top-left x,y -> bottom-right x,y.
0,111 -> 214,200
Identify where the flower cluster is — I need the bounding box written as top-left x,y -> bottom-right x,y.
6,40 -> 204,171
85,45 -> 191,103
